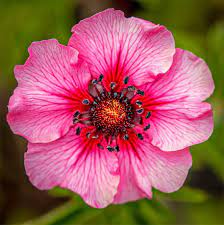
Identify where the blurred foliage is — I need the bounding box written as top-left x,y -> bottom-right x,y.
0,0 -> 224,225
0,0 -> 76,90
22,187 -> 213,225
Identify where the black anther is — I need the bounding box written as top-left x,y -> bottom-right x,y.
92,79 -> 98,84
124,76 -> 129,84
76,127 -> 81,135
98,74 -> 104,82
107,146 -> 114,152
128,86 -> 136,91
137,90 -> 144,96
136,100 -> 142,106
146,112 -> 151,119
136,108 -> 144,114
123,134 -> 129,140
73,111 -> 80,118
82,99 -> 90,105
110,82 -> 116,89
144,124 -> 150,131
114,146 -> 120,152
137,133 -> 144,140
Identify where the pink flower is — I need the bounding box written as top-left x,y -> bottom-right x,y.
7,9 -> 214,208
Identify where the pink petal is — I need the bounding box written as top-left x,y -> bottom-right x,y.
145,48 -> 214,103
136,142 -> 192,193
141,49 -> 214,151
7,39 -> 92,143
115,134 -> 192,195
25,128 -> 120,208
113,149 -> 150,204
149,102 -> 213,151
68,8 -> 175,87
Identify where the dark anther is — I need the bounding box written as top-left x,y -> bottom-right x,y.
127,115 -> 132,120
123,134 -> 129,140
123,98 -> 128,103
113,92 -> 118,98
128,86 -> 136,91
137,133 -> 144,140
136,108 -> 144,114
107,146 -> 114,152
146,112 -> 151,119
73,111 -> 80,118
124,76 -> 129,84
137,90 -> 144,96
76,127 -> 81,135
114,145 -> 120,152
92,79 -> 98,84
82,99 -> 90,105
86,132 -> 91,138
144,124 -> 150,131
98,74 -> 104,82
120,93 -> 124,99
97,126 -> 102,131
97,143 -> 104,150
136,100 -> 142,106
110,82 -> 116,89
93,101 -> 98,105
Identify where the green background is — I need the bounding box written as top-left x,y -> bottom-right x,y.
0,0 -> 223,224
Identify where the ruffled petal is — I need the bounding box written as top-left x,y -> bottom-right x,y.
141,49 -> 214,151
113,148 -> 150,204
69,8 -> 175,88
7,39 -> 92,143
25,128 -> 120,208
144,48 -> 214,103
115,133 -> 191,196
148,102 -> 213,151
136,142 -> 192,193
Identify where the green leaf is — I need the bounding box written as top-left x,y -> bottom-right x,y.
48,187 -> 73,198
22,200 -> 83,225
155,187 -> 208,203
138,199 -> 174,225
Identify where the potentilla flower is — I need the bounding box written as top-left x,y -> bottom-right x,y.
7,9 -> 214,208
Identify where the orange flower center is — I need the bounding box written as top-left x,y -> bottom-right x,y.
90,96 -> 133,136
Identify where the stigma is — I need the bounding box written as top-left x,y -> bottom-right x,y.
73,75 -> 151,152
91,96 -> 134,136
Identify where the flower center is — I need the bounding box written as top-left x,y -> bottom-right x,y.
90,93 -> 134,136
73,75 -> 151,152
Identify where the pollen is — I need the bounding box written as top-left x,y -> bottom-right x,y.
101,99 -> 126,124
91,97 -> 132,136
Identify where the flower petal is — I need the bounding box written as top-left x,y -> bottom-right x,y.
148,102 -> 213,151
25,128 -> 120,208
69,8 -> 175,87
113,148 -> 150,204
116,134 -> 192,195
136,142 -> 192,193
7,39 -> 92,143
141,49 -> 214,151
144,48 -> 214,103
